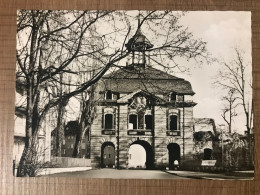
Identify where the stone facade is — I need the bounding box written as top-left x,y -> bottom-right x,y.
90,88 -> 197,169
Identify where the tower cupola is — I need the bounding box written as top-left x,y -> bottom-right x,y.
125,20 -> 153,67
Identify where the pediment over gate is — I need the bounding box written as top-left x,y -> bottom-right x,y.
117,89 -> 165,107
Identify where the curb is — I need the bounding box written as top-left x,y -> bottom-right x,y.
163,170 -> 203,179
38,167 -> 92,176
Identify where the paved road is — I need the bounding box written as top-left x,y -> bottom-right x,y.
48,168 -> 188,179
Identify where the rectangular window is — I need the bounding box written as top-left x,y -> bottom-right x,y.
71,144 -> 73,149
145,115 -> 153,130
105,114 -> 113,129
138,111 -> 145,129
170,115 -> 178,130
129,114 -> 137,129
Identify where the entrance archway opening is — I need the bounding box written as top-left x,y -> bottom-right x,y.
167,143 -> 180,170
129,140 -> 154,169
101,142 -> 115,168
204,148 -> 212,160
128,144 -> 146,169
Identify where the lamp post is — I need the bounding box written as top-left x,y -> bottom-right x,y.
219,124 -> 225,170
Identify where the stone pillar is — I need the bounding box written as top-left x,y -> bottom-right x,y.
118,104 -> 128,168
182,107 -> 194,160
153,106 -> 167,168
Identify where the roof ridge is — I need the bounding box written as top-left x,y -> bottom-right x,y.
103,65 -> 186,81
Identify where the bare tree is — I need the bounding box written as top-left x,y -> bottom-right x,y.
72,84 -> 97,157
16,10 -> 116,176
221,89 -> 239,134
215,48 -> 253,134
53,74 -> 69,156
16,10 -> 209,176
215,48 -> 253,167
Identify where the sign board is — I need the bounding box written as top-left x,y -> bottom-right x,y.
201,160 -> 216,166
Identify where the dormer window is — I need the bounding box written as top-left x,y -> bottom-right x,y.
106,90 -> 112,100
105,90 -> 119,100
177,95 -> 184,102
170,92 -> 176,102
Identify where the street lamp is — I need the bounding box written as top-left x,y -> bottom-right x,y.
219,124 -> 225,170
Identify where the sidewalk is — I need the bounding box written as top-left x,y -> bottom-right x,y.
166,170 -> 254,180
38,167 -> 92,176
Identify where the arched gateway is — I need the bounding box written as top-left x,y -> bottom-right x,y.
129,140 -> 154,169
167,143 -> 181,169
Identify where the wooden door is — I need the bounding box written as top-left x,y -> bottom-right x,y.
103,145 -> 115,167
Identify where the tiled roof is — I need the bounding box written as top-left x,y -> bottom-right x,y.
102,65 -> 195,95
104,65 -> 179,80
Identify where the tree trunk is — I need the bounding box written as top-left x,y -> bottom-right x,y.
55,99 -> 68,156
72,85 -> 96,158
17,86 -> 35,176
72,123 -> 90,158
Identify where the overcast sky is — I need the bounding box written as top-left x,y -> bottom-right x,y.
178,11 -> 252,134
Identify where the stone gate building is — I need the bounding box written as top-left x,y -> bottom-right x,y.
90,25 -> 197,169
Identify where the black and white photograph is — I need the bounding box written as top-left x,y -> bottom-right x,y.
14,10 -> 253,180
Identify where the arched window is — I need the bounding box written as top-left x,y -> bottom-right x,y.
105,114 -> 113,129
129,114 -> 137,129
169,115 -> 178,130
